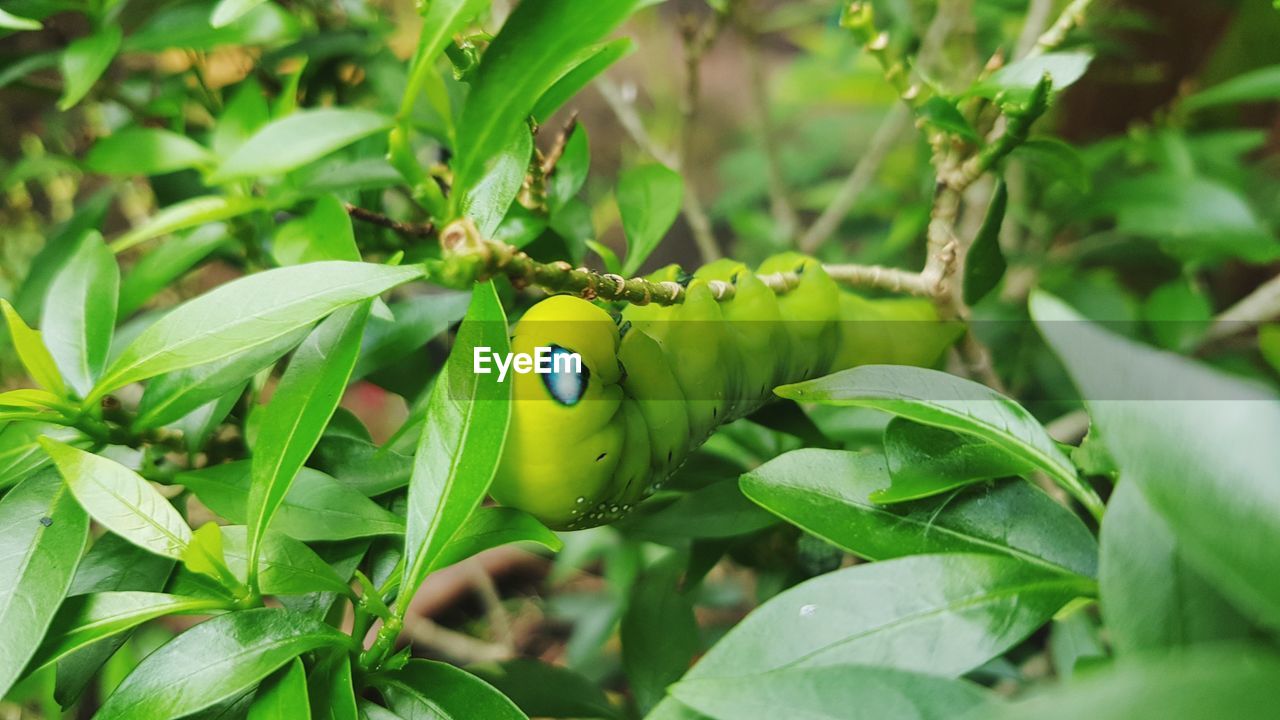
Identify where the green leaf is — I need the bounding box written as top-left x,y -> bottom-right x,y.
40,438 -> 193,560
918,96 -> 979,142
1100,481 -> 1250,655
969,51 -> 1092,101
26,592 -> 226,677
125,2 -> 299,52
14,189 -> 112,321
110,195 -> 265,254
309,654 -> 359,720
378,659 -> 529,720
59,25 -> 122,110
85,127 -> 216,176
0,423 -> 82,490
988,644 -> 1280,720
41,231 -> 119,398
248,302 -> 370,579
651,553 -> 1088,720
1,299 -> 67,396
134,326 -> 308,430
219,526 -> 353,598
1141,279 -> 1211,352
209,109 -> 392,182
671,665 -> 992,720
179,463 -> 404,541
397,0 -> 489,121
119,224 -> 231,317
352,291 -> 471,381
1032,290 -> 1280,628
400,282 -> 511,611
92,261 -> 421,402
1015,138 -> 1089,193
467,659 -> 619,720
96,608 -> 352,719
618,163 -> 684,276
432,506 -> 562,572
248,657 -> 310,720
212,0 -> 270,29
620,479 -> 779,540
547,125 -> 590,215
0,471 -> 89,697
70,532 -> 175,595
1048,608 -> 1106,680
741,449 -> 1097,578
310,434 -> 413,497
273,195 -> 361,266
532,38 -> 635,123
450,0 -> 640,210
878,418 -> 1035,503
776,365 -> 1103,519
458,124 -> 533,237
1091,174 -> 1280,264
0,8 -> 42,30
962,180 -> 1008,306
213,77 -> 271,158
1261,323 -> 1280,375
622,553 -> 699,715
1185,64 -> 1280,111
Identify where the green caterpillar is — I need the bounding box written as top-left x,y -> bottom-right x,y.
490,253 -> 962,530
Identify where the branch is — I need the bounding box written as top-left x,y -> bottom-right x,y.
743,31 -> 800,242
345,203 -> 437,238
1015,0 -> 1057,59
798,104 -> 913,253
677,10 -> 728,263
1026,0 -> 1094,59
1200,273 -> 1280,345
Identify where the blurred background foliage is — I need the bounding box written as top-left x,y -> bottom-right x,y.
3,0 -> 1280,716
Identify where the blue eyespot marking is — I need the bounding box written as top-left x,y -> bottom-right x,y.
542,344 -> 590,406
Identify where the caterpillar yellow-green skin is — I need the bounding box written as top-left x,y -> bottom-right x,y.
490,254 -> 963,530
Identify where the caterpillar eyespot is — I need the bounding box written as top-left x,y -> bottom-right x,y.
488,254 -> 964,530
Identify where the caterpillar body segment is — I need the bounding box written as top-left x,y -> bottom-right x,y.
487,255 -> 961,530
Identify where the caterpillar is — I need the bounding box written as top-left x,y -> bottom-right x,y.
490,253 -> 962,530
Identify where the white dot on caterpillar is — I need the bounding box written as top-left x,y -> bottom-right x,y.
576,497 -> 585,504
610,506 -> 619,513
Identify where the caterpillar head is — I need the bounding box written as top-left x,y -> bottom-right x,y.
490,295 -> 628,528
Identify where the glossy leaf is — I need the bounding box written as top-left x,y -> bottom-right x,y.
92,261 -> 420,401
671,665 -> 992,720
1184,63 -> 1280,111
110,195 -> 266,254
310,434 -> 413,496
467,659 -> 619,720
180,463 -> 404,541
378,659 -> 528,720
622,553 -> 699,715
41,231 -> 119,397
532,37 -> 634,122
69,532 -> 175,595
219,526 -> 353,597
0,471 -> 89,697
878,418 -> 1035,503
247,657 -> 310,720
26,592 -> 226,676
400,282 -> 511,611
209,108 -> 392,182
352,290 -> 471,381
41,438 -> 192,559
431,506 -> 562,572
59,25 -> 122,110
1033,291 -> 1280,629
0,423 -> 82,490
213,77 -> 271,158
962,181 -> 1008,306
124,2 -> 300,53
450,0 -> 640,209
2,299 -> 67,396
118,224 -> 231,317
988,644 -> 1280,720
457,124 -> 533,237
621,479 -> 779,540
776,365 -> 1102,518
212,0 -> 270,28
309,654 -> 359,720
742,449 -> 1097,577
618,163 -> 684,276
397,0 -> 488,120
85,127 -> 216,176
547,125 -> 590,215
273,194 -> 360,266
247,302 -> 370,578
0,8 -> 41,30
95,608 -> 352,719
651,552 -> 1087,720
134,326 -> 309,430
919,96 -> 979,142
968,52 -> 1092,102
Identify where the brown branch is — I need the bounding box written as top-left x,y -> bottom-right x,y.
743,28 -> 800,242
345,203 -> 437,239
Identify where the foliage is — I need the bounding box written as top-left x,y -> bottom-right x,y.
3,0 -> 1280,718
